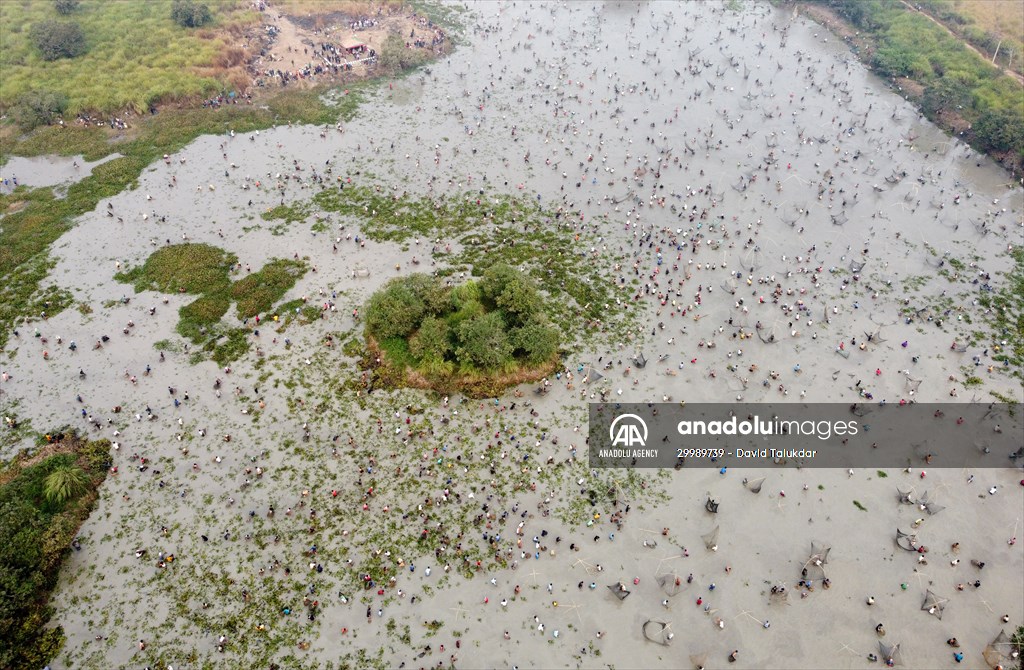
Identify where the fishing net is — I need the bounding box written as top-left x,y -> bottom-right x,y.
904,374 -> 922,393
982,629 -> 1019,669
756,317 -> 785,344
879,641 -> 904,666
780,209 -> 799,226
896,488 -> 916,505
921,589 -> 948,619
641,619 -> 674,646
885,170 -> 904,184
656,573 -> 685,597
607,582 -> 631,600
800,542 -> 831,583
580,363 -> 604,383
895,528 -> 919,552
864,327 -> 887,344
701,525 -> 720,551
917,491 -> 945,516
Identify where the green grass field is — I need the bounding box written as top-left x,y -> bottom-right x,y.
0,0 -> 259,114
932,0 -> 1024,76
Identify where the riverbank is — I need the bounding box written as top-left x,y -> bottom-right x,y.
791,0 -> 1024,174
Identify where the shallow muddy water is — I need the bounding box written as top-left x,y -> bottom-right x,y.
2,2 -> 1021,669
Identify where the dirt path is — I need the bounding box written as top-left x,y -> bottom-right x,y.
899,0 -> 1024,85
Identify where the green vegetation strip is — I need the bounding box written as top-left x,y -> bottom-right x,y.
116,243 -> 307,365
975,247 -> 1024,381
0,433 -> 112,670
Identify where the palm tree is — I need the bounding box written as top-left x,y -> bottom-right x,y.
43,464 -> 89,505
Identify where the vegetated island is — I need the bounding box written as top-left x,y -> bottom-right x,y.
362,264 -> 562,397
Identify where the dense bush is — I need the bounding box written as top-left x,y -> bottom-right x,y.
29,19 -> 86,61
53,0 -> 80,15
973,106 -> 1024,154
365,265 -> 561,374
376,29 -> 431,73
10,90 -> 69,129
365,279 -> 429,341
409,316 -> 451,363
512,320 -> 561,364
456,311 -> 513,370
171,0 -> 211,28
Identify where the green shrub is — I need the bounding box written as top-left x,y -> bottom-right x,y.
53,0 -> 80,15
29,19 -> 86,61
973,106 -> 1024,154
365,278 -> 427,341
171,0 -> 211,28
511,318 -> 560,364
409,316 -> 452,363
10,89 -> 69,129
377,30 -> 431,73
42,465 -> 89,506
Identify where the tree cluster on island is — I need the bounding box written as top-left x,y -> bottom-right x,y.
364,264 -> 561,378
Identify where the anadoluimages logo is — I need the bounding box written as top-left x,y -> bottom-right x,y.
609,413 -> 648,447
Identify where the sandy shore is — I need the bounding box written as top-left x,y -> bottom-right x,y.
1,1 -> 1021,669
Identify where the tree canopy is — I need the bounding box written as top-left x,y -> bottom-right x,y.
0,437 -> 110,669
171,0 -> 211,28
364,266 -> 561,376
54,0 -> 80,15
29,19 -> 87,61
